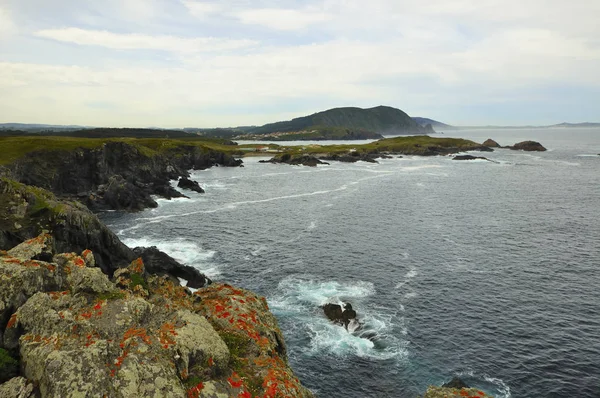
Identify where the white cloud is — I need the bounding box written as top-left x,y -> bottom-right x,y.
0,7 -> 16,39
182,1 -> 222,18
234,7 -> 331,30
35,28 -> 257,53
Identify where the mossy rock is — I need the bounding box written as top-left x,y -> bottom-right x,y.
0,348 -> 19,383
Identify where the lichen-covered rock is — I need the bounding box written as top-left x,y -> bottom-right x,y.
482,138 -> 500,148
0,377 -> 35,398
0,239 -> 313,398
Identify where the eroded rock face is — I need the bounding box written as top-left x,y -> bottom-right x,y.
0,235 -> 313,398
508,140 -> 547,151
6,141 -> 242,213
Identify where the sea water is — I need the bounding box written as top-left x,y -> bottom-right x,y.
101,128 -> 600,397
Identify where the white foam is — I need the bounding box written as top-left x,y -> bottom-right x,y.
576,154 -> 600,157
484,375 -> 511,398
269,276 -> 407,360
122,237 -> 220,278
307,221 -> 317,230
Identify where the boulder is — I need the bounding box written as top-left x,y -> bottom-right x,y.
482,139 -> 500,147
508,141 -> 547,151
177,177 -> 205,193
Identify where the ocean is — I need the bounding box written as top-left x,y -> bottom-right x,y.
101,128 -> 600,397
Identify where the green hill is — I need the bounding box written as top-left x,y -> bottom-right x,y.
248,106 -> 433,136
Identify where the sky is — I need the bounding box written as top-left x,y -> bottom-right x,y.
0,0 -> 599,128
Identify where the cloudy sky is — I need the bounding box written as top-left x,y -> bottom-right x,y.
0,0 -> 599,127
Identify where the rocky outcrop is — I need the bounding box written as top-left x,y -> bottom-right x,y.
322,302 -> 358,330
260,154 -> 329,167
6,141 -> 242,212
319,151 -> 379,163
482,139 -> 500,148
508,140 -> 547,151
177,177 -> 205,193
132,246 -> 210,288
0,237 -> 313,398
0,178 -> 210,289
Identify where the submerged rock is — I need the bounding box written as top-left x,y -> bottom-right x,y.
508,140 -> 547,151
177,177 -> 205,193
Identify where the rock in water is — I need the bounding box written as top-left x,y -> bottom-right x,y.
322,302 -> 358,330
509,140 -> 547,151
482,139 -> 500,147
260,154 -> 329,167
452,155 -> 490,161
177,177 -> 205,193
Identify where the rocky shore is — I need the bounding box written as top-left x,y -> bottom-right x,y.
0,140 -> 314,397
0,138 -> 504,396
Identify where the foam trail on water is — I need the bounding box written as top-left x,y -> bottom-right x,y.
121,237 -> 220,278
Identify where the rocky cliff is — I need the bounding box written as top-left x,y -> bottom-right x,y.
0,235 -> 312,397
5,141 -> 242,212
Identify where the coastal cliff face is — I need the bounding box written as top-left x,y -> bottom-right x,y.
6,141 -> 242,212
0,235 -> 313,398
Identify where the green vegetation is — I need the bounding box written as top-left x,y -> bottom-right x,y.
129,273 -> 149,291
219,331 -> 251,371
97,290 -> 126,301
267,135 -> 484,158
0,136 -> 250,165
0,348 -> 19,382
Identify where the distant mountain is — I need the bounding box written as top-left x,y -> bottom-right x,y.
412,117 -> 454,130
550,122 -> 600,128
247,106 -> 433,136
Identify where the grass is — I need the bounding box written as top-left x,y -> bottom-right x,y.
0,136 -> 253,166
129,273 -> 149,291
97,291 -> 126,301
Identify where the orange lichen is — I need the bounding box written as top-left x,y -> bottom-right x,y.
7,313 -> 17,328
187,382 -> 204,398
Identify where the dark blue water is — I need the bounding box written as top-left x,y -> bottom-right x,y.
102,128 -> 600,397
